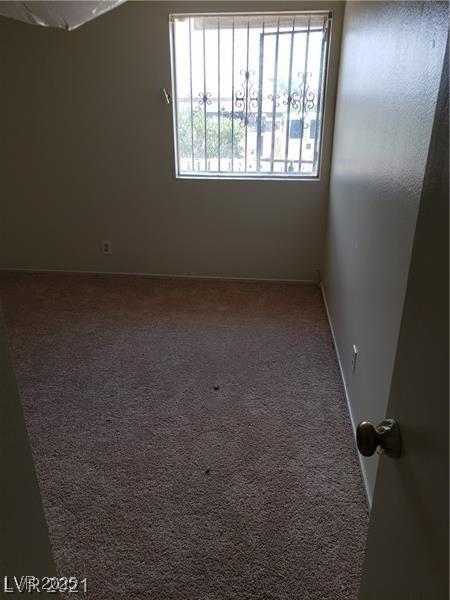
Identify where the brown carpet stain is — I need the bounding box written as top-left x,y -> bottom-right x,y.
0,273 -> 369,600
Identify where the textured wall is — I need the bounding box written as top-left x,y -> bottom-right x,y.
322,1 -> 448,501
0,1 -> 343,280
360,42 -> 448,600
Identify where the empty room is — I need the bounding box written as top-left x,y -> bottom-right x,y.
0,1 -> 448,598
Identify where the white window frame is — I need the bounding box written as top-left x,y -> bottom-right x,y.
169,11 -> 332,181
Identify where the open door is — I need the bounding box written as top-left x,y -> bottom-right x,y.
0,306 -> 58,592
358,41 -> 449,599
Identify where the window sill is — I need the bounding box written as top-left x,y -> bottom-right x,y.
175,174 -> 321,182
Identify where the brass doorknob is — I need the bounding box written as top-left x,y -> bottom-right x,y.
356,418 -> 401,459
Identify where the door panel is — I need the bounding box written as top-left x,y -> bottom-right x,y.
359,41 -> 449,600
0,306 -> 57,585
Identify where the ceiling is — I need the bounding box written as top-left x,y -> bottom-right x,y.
0,0 -> 127,31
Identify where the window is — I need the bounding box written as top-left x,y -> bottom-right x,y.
170,12 -> 331,180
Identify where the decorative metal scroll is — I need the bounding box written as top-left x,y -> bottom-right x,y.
234,70 -> 258,127
197,70 -> 316,131
299,71 -> 316,111
198,92 -> 212,106
283,91 -> 300,110
268,93 -> 280,108
283,71 -> 316,128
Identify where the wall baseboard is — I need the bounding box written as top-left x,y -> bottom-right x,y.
320,282 -> 372,508
0,267 -> 318,285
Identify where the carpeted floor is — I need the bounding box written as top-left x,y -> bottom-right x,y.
0,272 -> 368,599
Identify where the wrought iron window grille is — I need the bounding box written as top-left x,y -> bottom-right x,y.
170,12 -> 331,179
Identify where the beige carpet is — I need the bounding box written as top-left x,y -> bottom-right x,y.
1,272 -> 368,599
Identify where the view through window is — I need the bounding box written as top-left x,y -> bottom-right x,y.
170,12 -> 331,179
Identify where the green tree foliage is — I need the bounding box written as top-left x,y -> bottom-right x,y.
178,108 -> 244,160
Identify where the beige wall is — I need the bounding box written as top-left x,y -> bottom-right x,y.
0,0 -> 343,281
322,1 -> 448,502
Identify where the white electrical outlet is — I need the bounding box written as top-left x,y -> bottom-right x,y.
102,240 -> 112,255
351,344 -> 358,374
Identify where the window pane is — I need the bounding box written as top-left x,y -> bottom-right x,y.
171,12 -> 330,179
